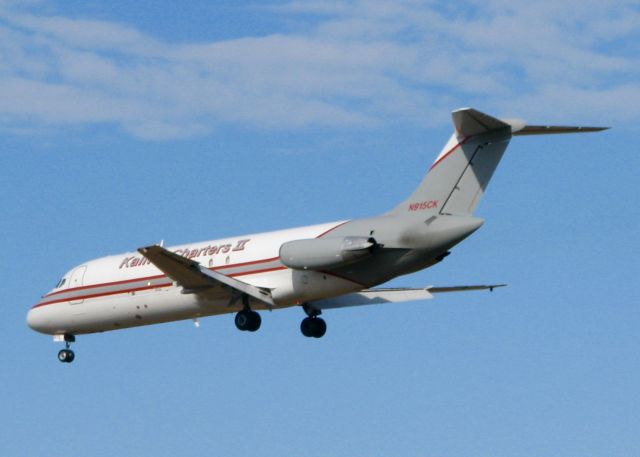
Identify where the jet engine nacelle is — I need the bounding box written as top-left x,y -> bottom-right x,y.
279,236 -> 375,271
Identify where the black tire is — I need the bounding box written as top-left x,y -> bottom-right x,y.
247,311 -> 262,332
312,318 -> 327,338
300,317 -> 315,337
58,349 -> 74,363
235,310 -> 250,331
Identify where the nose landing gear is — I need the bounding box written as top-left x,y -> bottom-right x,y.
58,348 -> 74,363
57,334 -> 76,363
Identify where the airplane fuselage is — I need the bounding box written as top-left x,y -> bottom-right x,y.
27,212 -> 483,336
28,221 -> 349,335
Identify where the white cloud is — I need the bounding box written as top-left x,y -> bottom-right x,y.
0,0 -> 638,140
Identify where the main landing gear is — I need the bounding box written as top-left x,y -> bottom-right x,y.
57,334 -> 75,363
234,295 -> 261,332
231,296 -> 327,338
300,304 -> 326,338
234,309 -> 262,332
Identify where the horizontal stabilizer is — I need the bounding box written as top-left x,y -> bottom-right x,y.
453,108 -> 609,137
512,125 -> 609,136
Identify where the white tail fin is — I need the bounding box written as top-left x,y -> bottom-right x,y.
391,108 -> 608,216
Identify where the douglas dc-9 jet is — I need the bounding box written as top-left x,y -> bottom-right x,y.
27,108 -> 606,362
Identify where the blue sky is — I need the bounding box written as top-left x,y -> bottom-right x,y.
1,1 -> 639,456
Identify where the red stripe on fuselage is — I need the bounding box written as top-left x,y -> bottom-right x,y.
219,256 -> 280,269
35,222 -> 359,309
34,257 -> 284,309
35,282 -> 174,308
43,273 -> 166,298
316,221 -> 350,238
227,266 -> 287,277
42,256 -> 282,299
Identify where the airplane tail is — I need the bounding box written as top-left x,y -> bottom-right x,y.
391,108 -> 607,216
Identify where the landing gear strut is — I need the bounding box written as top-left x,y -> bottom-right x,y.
300,304 -> 327,338
234,295 -> 261,332
57,334 -> 75,363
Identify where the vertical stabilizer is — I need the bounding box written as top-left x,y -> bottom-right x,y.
390,108 -> 607,217
391,108 -> 513,216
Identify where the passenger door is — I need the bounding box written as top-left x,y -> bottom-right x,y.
68,265 -> 87,305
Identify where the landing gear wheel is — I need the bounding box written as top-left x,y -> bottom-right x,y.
313,317 -> 326,338
235,310 -> 261,332
300,317 -> 314,337
235,310 -> 250,330
300,317 -> 327,338
57,334 -> 76,363
58,349 -> 75,363
247,311 -> 261,332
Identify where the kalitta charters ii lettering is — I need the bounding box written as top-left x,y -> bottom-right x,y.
119,239 -> 251,269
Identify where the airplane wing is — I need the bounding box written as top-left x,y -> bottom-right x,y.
138,245 -> 275,306
311,284 -> 505,310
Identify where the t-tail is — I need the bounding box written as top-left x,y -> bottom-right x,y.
391,108 -> 608,216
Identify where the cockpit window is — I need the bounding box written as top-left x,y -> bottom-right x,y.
55,278 -> 67,289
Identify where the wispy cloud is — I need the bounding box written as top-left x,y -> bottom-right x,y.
0,0 -> 638,139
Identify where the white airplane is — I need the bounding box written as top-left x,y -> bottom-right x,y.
27,108 -> 606,363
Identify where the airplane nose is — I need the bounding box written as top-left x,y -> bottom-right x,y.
27,307 -> 48,333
